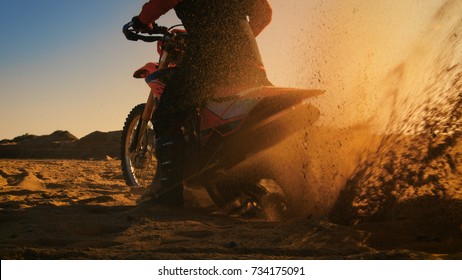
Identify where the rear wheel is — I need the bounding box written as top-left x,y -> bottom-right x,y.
121,104 -> 157,188
206,177 -> 289,221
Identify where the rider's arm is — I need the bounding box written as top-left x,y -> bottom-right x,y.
139,0 -> 182,25
248,0 -> 272,37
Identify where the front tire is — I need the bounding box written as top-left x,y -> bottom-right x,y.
121,104 -> 157,188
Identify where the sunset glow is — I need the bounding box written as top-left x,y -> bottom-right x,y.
0,0 -> 448,139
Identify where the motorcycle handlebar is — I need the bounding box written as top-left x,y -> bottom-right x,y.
122,22 -> 170,42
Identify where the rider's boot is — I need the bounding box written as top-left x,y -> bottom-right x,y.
138,134 -> 185,206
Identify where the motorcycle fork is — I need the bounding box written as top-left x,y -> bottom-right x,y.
132,50 -> 169,151
131,90 -> 157,151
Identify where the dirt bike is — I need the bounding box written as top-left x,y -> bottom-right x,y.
121,22 -> 323,217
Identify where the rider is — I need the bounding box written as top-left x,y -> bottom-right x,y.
132,0 -> 272,206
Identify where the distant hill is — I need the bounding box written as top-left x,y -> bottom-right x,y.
0,130 -> 121,160
0,130 -> 79,145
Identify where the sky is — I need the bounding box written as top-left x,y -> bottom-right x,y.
0,0 -> 446,140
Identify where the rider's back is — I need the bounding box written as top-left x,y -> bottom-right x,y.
174,0 -> 270,88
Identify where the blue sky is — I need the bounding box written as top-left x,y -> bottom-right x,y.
0,1 -> 444,139
0,2 -> 144,76
0,0 -> 179,139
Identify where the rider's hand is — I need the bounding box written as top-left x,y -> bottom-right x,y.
131,16 -> 153,32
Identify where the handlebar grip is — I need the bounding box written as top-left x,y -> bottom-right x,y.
123,22 -> 139,41
123,21 -> 167,42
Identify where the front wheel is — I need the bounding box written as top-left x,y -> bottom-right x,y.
121,104 -> 157,188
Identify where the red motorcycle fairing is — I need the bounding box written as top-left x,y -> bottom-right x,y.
199,86 -> 323,143
133,62 -> 158,78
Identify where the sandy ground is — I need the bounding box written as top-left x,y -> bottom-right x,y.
2,0 -> 461,261
0,158 -> 460,260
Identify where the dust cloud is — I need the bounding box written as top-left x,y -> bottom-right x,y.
330,0 -> 462,229
249,0 -> 462,223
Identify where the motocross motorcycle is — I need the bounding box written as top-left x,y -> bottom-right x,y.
121,22 -> 322,217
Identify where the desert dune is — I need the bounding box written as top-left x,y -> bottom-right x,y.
0,126 -> 461,259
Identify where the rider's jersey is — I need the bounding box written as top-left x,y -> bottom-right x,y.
139,0 -> 181,24
138,0 -> 271,88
